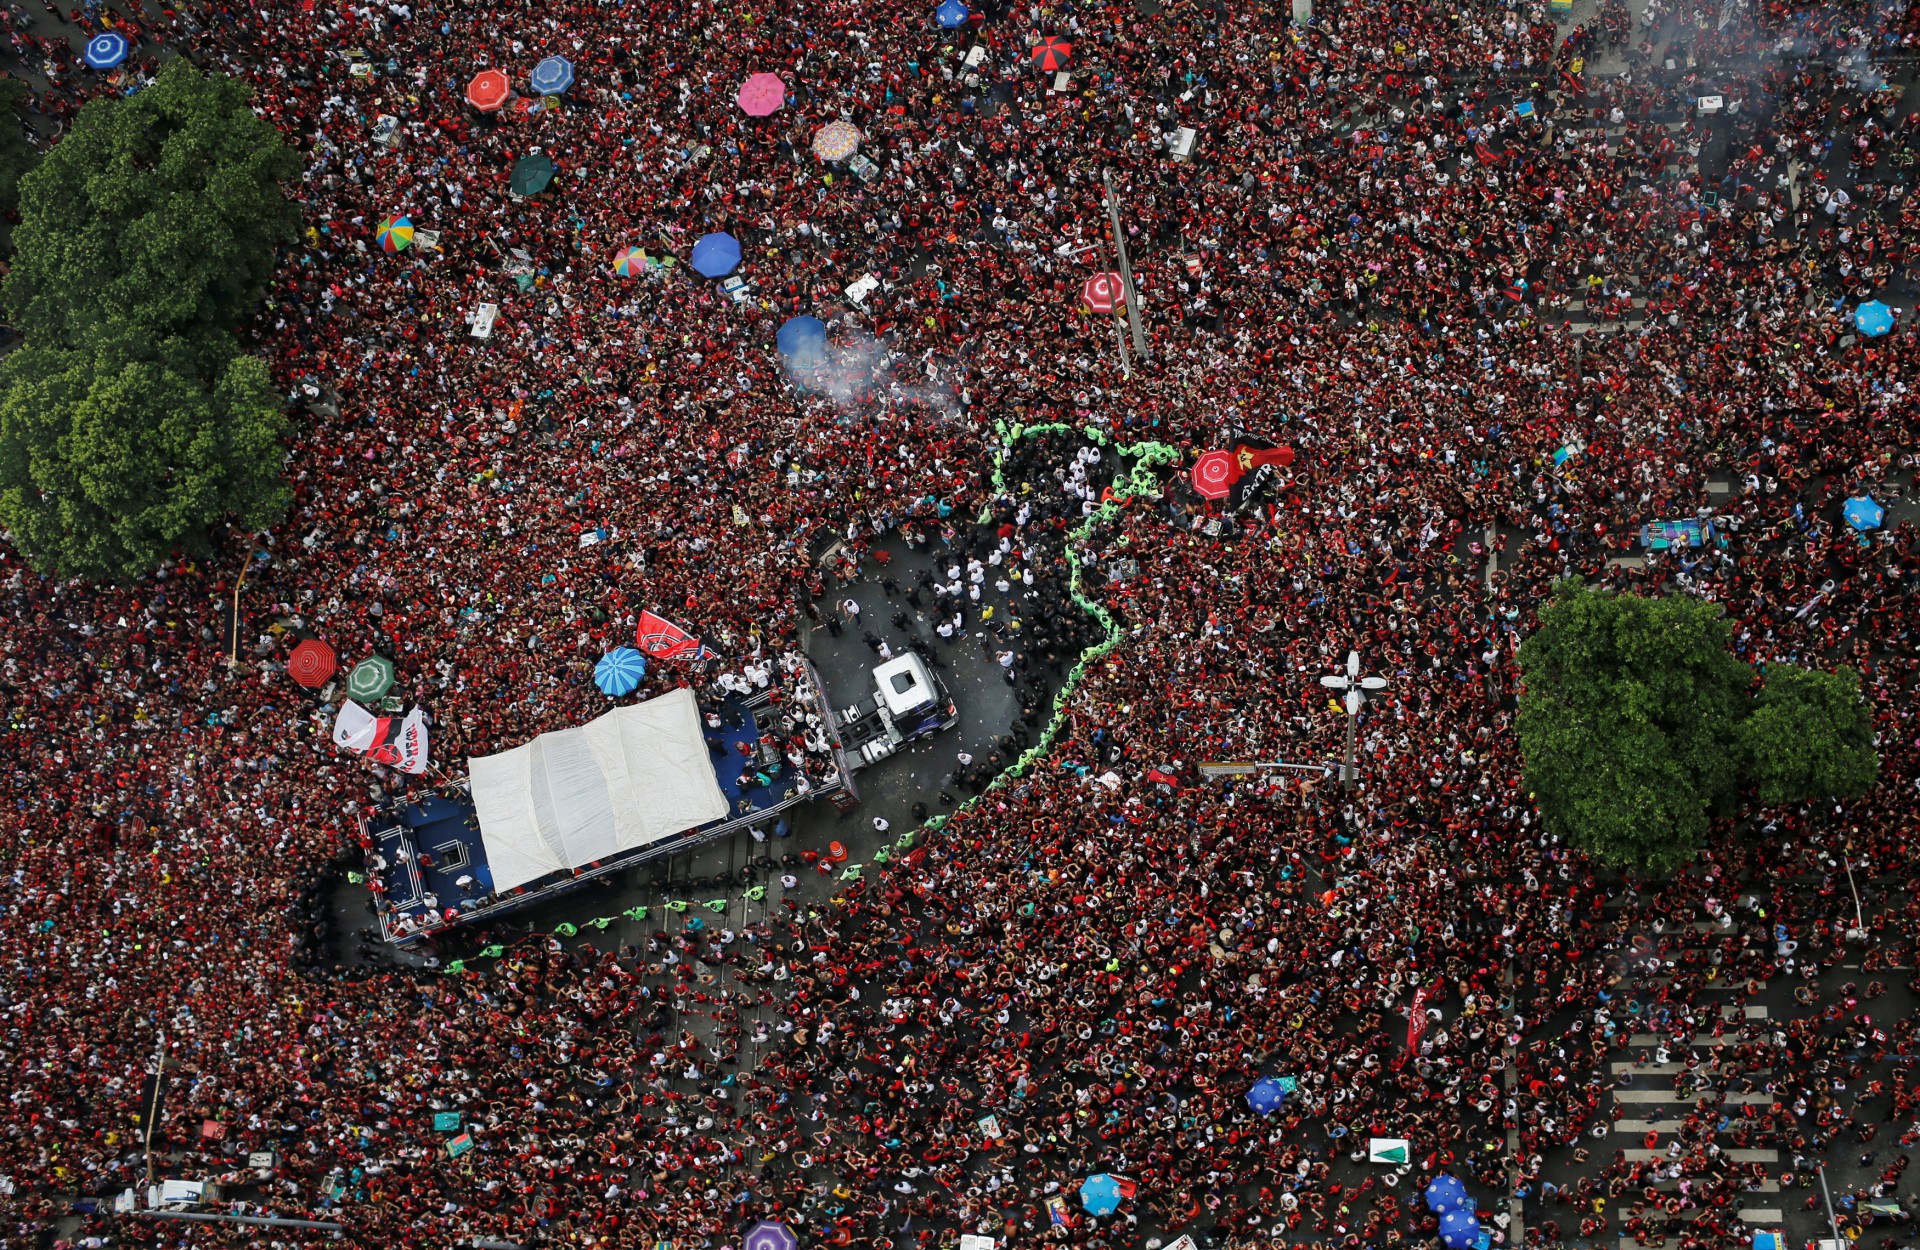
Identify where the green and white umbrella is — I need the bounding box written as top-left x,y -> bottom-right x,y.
346,655 -> 396,702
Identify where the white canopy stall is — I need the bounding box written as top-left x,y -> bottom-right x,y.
466,688 -> 729,893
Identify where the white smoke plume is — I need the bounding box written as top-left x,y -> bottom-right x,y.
782,326 -> 962,421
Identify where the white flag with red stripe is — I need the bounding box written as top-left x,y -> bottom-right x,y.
332,700 -> 389,753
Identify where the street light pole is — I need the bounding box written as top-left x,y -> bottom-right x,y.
1101,169 -> 1149,359
144,1031 -> 167,1187
1818,1164 -> 1846,1250
227,545 -> 265,673
1841,842 -> 1867,941
1319,650 -> 1387,789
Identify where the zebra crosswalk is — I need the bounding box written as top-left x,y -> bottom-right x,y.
1600,922 -> 1786,1250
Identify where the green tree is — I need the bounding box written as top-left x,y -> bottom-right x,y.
1517,583 -> 1754,874
0,336 -> 290,580
3,58 -> 298,353
1737,664 -> 1879,806
0,77 -> 39,220
0,62 -> 298,580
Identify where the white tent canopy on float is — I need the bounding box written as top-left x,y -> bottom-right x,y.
466,687 -> 729,893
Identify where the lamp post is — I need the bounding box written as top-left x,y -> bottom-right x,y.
1818,1164 -> 1846,1250
1841,839 -> 1867,942
1319,650 -> 1387,789
1101,169 -> 1149,360
144,1031 -> 167,1187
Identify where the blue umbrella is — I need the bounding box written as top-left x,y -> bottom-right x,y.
1439,1209 -> 1481,1250
690,232 -> 743,279
1855,300 -> 1894,338
83,31 -> 129,69
1082,1175 -> 1121,1221
1424,1174 -> 1469,1214
937,0 -> 970,26
594,647 -> 648,697
1079,1174 -> 1123,1217
529,55 -> 575,96
777,315 -> 827,369
1843,496 -> 1885,532
1246,1077 -> 1289,1116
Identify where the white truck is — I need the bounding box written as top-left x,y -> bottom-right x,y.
834,654 -> 959,768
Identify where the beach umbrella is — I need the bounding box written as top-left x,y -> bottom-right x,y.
346,656 -> 396,703
743,1223 -> 797,1250
1191,450 -> 1235,500
529,55 -> 574,96
511,152 -> 556,197
82,31 -> 129,69
1079,1174 -> 1124,1217
737,73 -> 787,116
1438,1210 -> 1480,1250
776,315 -> 828,369
812,121 -> 863,162
594,647 -> 648,697
1246,1076 -> 1289,1116
1082,272 -> 1123,314
466,68 -> 511,112
1855,299 -> 1894,338
936,0 -> 970,26
375,215 -> 414,253
1424,1175 -> 1469,1214
612,246 -> 646,277
287,638 -> 337,689
1844,496 -> 1885,532
1032,36 -> 1073,73
690,232 -> 743,278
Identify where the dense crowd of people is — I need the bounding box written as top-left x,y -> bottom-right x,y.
3,0 -> 1920,1243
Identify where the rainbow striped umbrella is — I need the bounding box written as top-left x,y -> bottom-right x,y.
612,246 -> 646,277
812,121 -> 863,162
375,215 -> 414,253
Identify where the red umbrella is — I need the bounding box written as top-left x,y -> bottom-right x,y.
1081,272 -> 1123,314
288,638 -> 337,688
1032,36 -> 1073,73
1191,451 -> 1236,500
467,69 -> 512,112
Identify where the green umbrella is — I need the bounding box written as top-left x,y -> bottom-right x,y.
510,152 -> 556,197
346,655 -> 396,702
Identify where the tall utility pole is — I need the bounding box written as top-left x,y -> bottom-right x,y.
144,1032 -> 168,1186
1818,1165 -> 1846,1250
1841,841 -> 1867,941
1102,169 -> 1149,360
1319,650 -> 1388,789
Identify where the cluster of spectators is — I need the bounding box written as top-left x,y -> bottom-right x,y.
5,0 -> 1920,1244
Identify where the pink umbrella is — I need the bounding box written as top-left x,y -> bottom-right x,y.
736,73 -> 787,116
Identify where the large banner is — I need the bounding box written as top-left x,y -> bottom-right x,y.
333,703 -> 430,774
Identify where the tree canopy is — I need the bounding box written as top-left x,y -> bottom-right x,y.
4,59 -> 298,352
1738,663 -> 1880,807
0,61 -> 298,581
1516,583 -> 1879,875
0,77 -> 39,220
0,339 -> 290,581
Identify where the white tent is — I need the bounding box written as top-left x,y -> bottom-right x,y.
467,687 -> 730,893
